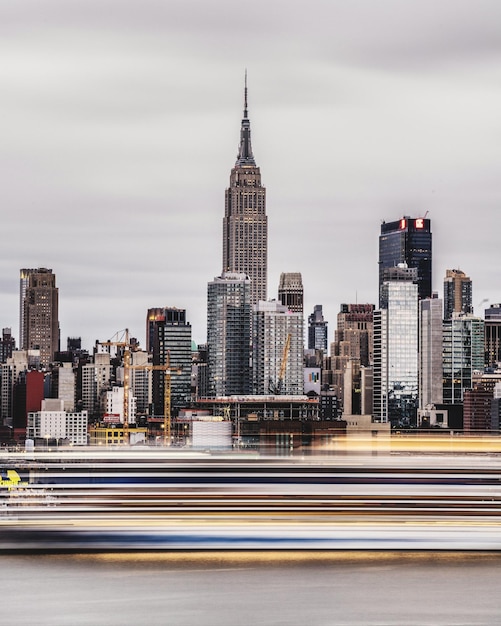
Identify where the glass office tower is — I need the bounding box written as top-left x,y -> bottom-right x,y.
379,216 -> 432,306
373,269 -> 419,427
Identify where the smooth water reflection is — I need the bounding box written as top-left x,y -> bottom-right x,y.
4,552 -> 501,626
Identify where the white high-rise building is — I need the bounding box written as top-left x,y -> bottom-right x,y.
207,272 -> 251,397
81,352 -> 112,419
373,266 -> 419,426
419,296 -> 443,409
104,386 -> 137,424
253,300 -> 304,395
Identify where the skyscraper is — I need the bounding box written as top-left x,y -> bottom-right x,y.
222,77 -> 267,306
485,304 -> 501,367
148,307 -> 192,417
308,305 -> 328,352
442,314 -> 484,404
207,272 -> 251,397
278,273 -> 303,313
20,268 -> 59,367
253,300 -> 304,395
443,269 -> 473,320
378,216 -> 432,306
418,295 -> 443,409
329,304 -> 374,413
373,266 -> 419,426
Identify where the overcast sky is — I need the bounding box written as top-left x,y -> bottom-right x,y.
1,0 -> 500,350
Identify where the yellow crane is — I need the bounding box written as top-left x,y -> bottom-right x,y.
269,333 -> 291,394
99,329 -> 132,443
130,352 -> 182,446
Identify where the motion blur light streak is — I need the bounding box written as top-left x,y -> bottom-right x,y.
2,444 -> 501,551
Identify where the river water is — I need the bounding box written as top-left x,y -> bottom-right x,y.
3,552 -> 501,625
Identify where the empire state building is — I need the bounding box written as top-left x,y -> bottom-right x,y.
223,78 -> 267,306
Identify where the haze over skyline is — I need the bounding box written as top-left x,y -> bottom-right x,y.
1,0 -> 500,350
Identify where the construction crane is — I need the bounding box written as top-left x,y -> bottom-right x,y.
269,334 -> 291,395
130,352 -> 182,446
99,329 -> 132,443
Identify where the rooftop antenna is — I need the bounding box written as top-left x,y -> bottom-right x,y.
244,68 -> 248,118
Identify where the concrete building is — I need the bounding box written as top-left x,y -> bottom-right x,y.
50,362 -> 76,412
373,267 -> 419,426
378,216 -> 432,305
278,272 -> 303,313
463,385 -> 492,433
0,328 -> 15,363
419,295 -> 443,409
444,269 -> 473,320
207,272 -> 251,397
104,386 -> 137,424
20,268 -> 59,367
222,77 -> 267,306
329,304 -> 374,414
27,398 -> 87,446
129,350 -> 150,416
253,300 -> 304,396
81,352 -> 112,420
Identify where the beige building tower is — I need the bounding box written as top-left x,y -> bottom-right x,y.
278,273 -> 303,313
444,269 -> 472,320
223,76 -> 267,306
20,268 -> 59,368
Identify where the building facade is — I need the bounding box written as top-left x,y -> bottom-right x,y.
373,274 -> 419,426
443,269 -> 473,320
222,79 -> 267,306
81,352 -> 112,420
329,303 -> 374,413
378,216 -> 432,306
148,307 -> 192,418
253,300 -> 304,396
484,304 -> 501,367
308,305 -> 328,352
27,399 -> 88,446
442,314 -> 485,404
20,268 -> 59,367
278,273 -> 304,313
207,273 -> 251,397
418,295 -> 443,409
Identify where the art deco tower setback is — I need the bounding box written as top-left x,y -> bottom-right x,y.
223,77 -> 267,306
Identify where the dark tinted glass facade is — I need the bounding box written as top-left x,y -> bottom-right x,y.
379,217 -> 432,306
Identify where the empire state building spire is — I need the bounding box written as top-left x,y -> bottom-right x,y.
236,71 -> 256,166
223,74 -> 268,306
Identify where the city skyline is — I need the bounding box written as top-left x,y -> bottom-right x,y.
1,1 -> 500,350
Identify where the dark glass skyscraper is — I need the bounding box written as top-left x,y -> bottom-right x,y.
147,307 -> 192,417
222,76 -> 267,306
308,305 -> 328,352
378,216 -> 432,306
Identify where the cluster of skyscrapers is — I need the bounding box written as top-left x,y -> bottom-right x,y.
1,81 -> 501,447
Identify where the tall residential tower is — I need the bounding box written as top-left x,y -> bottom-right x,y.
20,268 -> 59,368
223,77 -> 267,306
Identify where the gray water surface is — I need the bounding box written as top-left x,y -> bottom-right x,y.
3,552 -> 501,626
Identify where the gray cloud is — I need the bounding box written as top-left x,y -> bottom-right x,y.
1,0 -> 500,349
